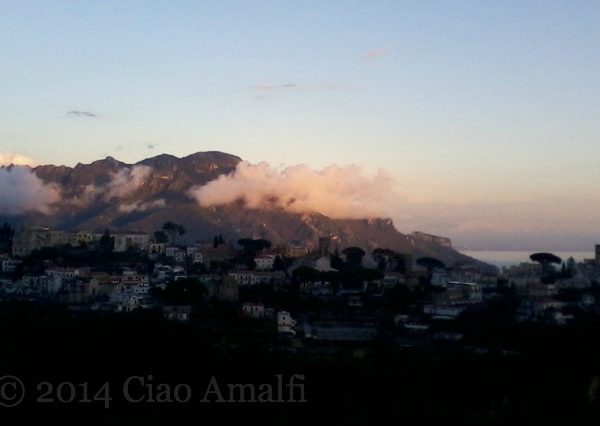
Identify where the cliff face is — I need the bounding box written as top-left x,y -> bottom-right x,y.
4,151 -> 494,272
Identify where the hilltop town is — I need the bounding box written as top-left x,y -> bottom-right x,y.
1,223 -> 600,351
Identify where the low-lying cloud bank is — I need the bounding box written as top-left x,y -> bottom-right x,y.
72,165 -> 155,208
0,166 -> 60,215
188,161 -> 395,219
0,152 -> 36,167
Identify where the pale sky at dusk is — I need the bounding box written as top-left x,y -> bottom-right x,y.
1,0 -> 600,250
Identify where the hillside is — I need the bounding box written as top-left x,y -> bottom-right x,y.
3,152 -> 494,272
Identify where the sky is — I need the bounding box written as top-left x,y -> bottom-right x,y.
1,0 -> 600,250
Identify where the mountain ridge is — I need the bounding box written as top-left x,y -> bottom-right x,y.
4,151 -> 495,272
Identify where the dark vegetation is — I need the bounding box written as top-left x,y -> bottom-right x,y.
2,300 -> 600,425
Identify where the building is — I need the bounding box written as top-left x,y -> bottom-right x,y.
163,305 -> 192,322
1,259 -> 22,273
305,320 -> 378,342
206,277 -> 239,302
277,311 -> 297,335
423,304 -> 465,318
200,244 -> 231,264
148,243 -> 166,256
12,227 -> 53,257
242,302 -> 266,319
113,233 -> 150,252
228,271 -> 285,286
314,256 -> 335,272
255,255 -> 276,270
286,243 -> 309,258
318,237 -> 331,257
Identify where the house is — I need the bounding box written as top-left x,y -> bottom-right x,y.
63,279 -> 102,304
12,227 -> 53,257
286,244 -> 309,258
423,304 -> 465,318
382,272 -> 405,288
447,281 -> 483,303
255,255 -> 276,270
0,278 -> 14,294
1,259 -> 22,273
242,302 -> 266,319
163,305 -> 192,322
228,271 -> 286,286
164,247 -> 186,263
206,277 -> 239,302
304,320 -> 378,342
314,256 -> 335,272
277,311 -> 297,335
45,267 -> 89,281
69,231 -> 98,247
148,243 -> 166,256
431,269 -> 448,287
113,233 -> 150,252
300,280 -> 332,296
200,244 -> 231,264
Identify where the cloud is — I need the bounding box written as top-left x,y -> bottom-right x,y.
252,83 -> 297,91
73,165 -> 153,206
146,143 -> 157,150
251,82 -> 342,92
187,161 -> 396,219
0,166 -> 61,215
364,48 -> 390,60
104,165 -> 152,200
0,153 -> 36,167
67,110 -> 96,118
118,199 -> 166,213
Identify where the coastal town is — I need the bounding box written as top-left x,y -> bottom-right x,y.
2,223 -> 600,353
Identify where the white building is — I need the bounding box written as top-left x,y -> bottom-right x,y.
255,255 -> 276,270
228,271 -> 286,285
277,311 -> 297,335
314,256 -> 335,272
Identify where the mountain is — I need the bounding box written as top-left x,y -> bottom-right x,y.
6,151 -> 495,272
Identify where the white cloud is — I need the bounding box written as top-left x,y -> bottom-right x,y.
188,161 -> 396,219
0,166 -> 60,215
0,153 -> 36,167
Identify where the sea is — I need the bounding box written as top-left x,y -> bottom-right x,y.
460,250 -> 595,269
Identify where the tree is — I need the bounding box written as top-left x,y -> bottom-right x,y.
212,234 -> 225,248
153,230 -> 168,243
416,257 -> 445,272
98,230 -> 114,253
292,266 -> 319,283
162,222 -> 186,245
372,248 -> 409,273
237,238 -> 271,256
530,252 -> 562,282
566,256 -> 577,277
0,222 -> 14,253
342,247 -> 366,266
416,257 -> 445,285
152,278 -> 207,305
273,255 -> 285,271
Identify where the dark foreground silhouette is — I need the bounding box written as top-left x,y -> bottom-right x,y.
2,301 -> 600,425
